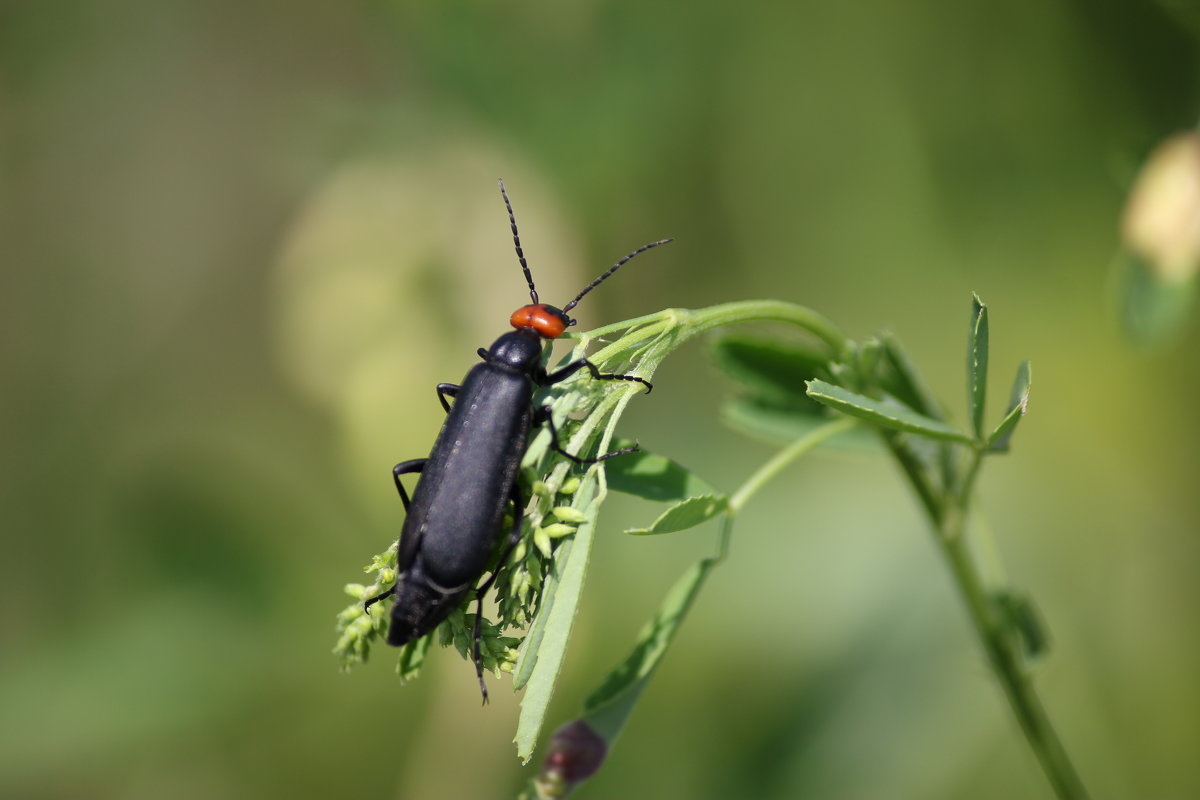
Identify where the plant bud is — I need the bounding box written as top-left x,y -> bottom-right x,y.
534,527 -> 553,558
551,506 -> 587,524
534,720 -> 608,798
541,523 -> 576,539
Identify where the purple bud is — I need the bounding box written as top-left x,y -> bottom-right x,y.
535,720 -> 608,798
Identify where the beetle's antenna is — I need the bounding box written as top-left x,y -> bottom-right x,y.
562,238 -> 673,315
498,179 -> 538,304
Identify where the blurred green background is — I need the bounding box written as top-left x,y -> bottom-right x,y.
2,1 -> 1198,798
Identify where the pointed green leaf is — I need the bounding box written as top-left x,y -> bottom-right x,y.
514,480 -> 600,761
517,554 -> 721,798
877,332 -> 957,489
968,293 -> 989,439
581,556 -> 718,740
721,397 -> 880,451
511,533 -> 571,691
988,360 -> 1032,452
604,441 -> 721,503
626,494 -> 728,536
878,331 -> 943,420
710,334 -> 830,407
806,379 -> 974,443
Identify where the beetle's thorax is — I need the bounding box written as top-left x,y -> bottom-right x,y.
487,328 -> 545,371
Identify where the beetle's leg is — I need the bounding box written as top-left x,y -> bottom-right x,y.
363,586 -> 395,614
366,456 -> 423,613
470,482 -> 526,704
541,358 -> 652,394
367,457 -> 426,614
533,405 -> 640,463
392,459 -> 426,512
436,383 -> 460,413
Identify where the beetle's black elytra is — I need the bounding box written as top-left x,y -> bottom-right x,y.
364,180 -> 671,703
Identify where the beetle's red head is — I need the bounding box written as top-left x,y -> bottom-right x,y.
510,303 -> 572,339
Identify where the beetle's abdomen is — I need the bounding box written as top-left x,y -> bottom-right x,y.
387,570 -> 467,645
398,363 -> 534,590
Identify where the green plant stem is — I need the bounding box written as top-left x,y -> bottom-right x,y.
881,435 -> 943,525
955,447 -> 986,514
938,518 -> 1088,800
912,446 -> 1089,800
704,416 -> 858,567
729,417 -> 859,514
578,300 -> 849,359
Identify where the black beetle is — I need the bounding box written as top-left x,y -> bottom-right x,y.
365,179 -> 670,701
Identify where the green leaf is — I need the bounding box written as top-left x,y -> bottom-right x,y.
625,494 -> 728,536
581,556 -> 718,742
877,331 -> 943,420
514,479 -> 600,764
511,518 -> 581,691
604,441 -> 721,503
721,397 -> 880,451
806,379 -> 974,444
968,293 -> 989,439
710,333 -> 831,407
396,634 -> 432,682
987,360 -> 1032,452
605,442 -> 728,536
855,337 -> 883,387
877,332 -> 957,488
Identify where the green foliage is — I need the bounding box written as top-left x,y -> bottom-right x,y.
713,332 -> 876,450
806,379 -> 975,443
709,334 -> 829,410
988,360 -> 1032,452
603,438 -> 722,501
580,555 -> 719,740
623,494 -> 727,535
968,293 -> 990,439
512,476 -> 602,762
331,546 -> 395,670
606,296 -> 1084,799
